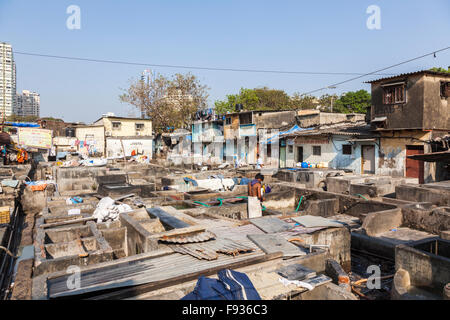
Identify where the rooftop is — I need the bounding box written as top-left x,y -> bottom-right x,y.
365,70 -> 450,84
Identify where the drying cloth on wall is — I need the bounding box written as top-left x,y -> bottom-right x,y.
1,179 -> 19,188
196,178 -> 235,191
183,177 -> 198,186
181,269 -> 261,300
66,196 -> 83,205
30,184 -> 47,192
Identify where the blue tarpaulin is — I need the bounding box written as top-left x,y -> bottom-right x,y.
6,122 -> 40,128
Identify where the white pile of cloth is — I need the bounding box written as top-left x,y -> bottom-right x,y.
195,178 -> 235,191
92,197 -> 133,223
62,159 -> 81,167
81,158 -> 108,167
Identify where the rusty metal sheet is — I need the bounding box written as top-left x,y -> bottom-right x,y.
169,238 -> 256,260
170,244 -> 218,261
159,231 -> 216,244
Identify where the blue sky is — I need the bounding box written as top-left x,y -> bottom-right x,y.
1,0 -> 449,123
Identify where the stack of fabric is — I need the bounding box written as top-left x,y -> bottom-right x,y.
182,269 -> 261,300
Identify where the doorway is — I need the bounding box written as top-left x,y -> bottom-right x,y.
406,145 -> 424,184
279,146 -> 286,168
297,146 -> 303,163
361,145 -> 375,174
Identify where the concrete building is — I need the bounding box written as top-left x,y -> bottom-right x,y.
283,122 -> 379,174
192,119 -> 224,164
0,42 -> 16,117
367,70 -> 450,183
15,90 -> 40,117
73,114 -> 154,158
75,124 -> 106,157
93,114 -> 153,138
222,110 -> 299,168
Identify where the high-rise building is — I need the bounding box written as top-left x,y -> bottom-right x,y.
0,42 -> 16,118
14,90 -> 41,117
16,90 -> 40,117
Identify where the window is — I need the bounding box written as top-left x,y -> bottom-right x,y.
342,144 -> 352,155
441,82 -> 450,98
135,123 -> 144,131
383,84 -> 406,104
313,146 -> 321,156
239,113 -> 252,125
288,145 -> 293,153
225,117 -> 231,125
112,122 -> 121,130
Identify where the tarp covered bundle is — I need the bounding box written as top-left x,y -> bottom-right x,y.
182,269 -> 261,300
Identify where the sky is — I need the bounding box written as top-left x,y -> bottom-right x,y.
0,0 -> 449,123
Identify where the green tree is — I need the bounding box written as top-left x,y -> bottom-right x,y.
430,67 -> 450,74
214,87 -> 291,114
214,88 -> 259,114
253,87 -> 290,110
289,93 -> 317,110
317,94 -> 339,112
332,90 -> 371,114
6,115 -> 41,122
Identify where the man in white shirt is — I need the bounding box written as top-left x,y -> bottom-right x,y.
256,154 -> 263,169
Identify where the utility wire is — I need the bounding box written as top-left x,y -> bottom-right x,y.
301,46 -> 450,96
13,51 -> 396,76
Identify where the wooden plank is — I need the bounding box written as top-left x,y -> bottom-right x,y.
40,217 -> 97,229
250,217 -> 292,233
85,252 -> 282,300
148,225 -> 205,239
114,194 -> 135,202
247,234 -> 307,257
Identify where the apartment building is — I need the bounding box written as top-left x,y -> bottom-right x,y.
367,70 -> 450,183
0,42 -> 16,117
16,90 -> 40,117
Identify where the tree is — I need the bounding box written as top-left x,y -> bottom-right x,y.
332,90 -> 371,114
253,87 -> 290,110
430,67 -> 450,74
6,115 -> 41,122
214,87 -> 291,114
120,73 -> 209,133
214,88 -> 259,114
289,93 -> 318,110
317,94 -> 339,112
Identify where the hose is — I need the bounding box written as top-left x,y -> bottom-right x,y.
354,194 -> 369,201
216,198 -> 223,207
295,196 -> 304,212
0,246 -> 18,258
193,201 -> 210,208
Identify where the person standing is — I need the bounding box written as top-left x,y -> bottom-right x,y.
256,154 -> 264,169
247,173 -> 265,218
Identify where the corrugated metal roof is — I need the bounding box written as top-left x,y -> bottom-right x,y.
407,151 -> 450,163
283,122 -> 376,138
48,250 -> 266,298
365,70 -> 450,84
159,231 -> 216,244
170,238 -> 257,260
